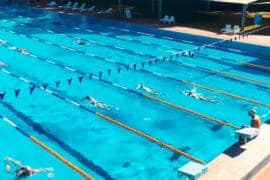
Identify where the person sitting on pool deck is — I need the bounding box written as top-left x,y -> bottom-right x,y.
184,89 -> 215,103
81,96 -> 118,110
136,84 -> 159,95
4,157 -> 54,178
249,107 -> 261,129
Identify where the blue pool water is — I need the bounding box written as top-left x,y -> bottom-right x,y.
0,3 -> 269,180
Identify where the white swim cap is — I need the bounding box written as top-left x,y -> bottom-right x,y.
248,109 -> 256,116
25,166 -> 32,171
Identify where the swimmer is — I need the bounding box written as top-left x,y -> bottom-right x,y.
10,47 -> 30,55
0,61 -> 8,67
81,96 -> 118,110
4,157 -> 54,178
183,89 -> 215,103
75,39 -> 87,45
136,84 -> 159,95
182,50 -> 195,58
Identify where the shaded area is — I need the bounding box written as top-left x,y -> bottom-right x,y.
223,141 -> 246,157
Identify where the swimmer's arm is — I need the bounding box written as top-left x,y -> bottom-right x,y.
4,157 -> 22,167
33,167 -> 54,173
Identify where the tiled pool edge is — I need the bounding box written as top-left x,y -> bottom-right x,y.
201,124 -> 270,180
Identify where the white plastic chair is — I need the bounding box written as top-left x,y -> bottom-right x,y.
58,1 -> 72,9
81,5 -> 95,13
71,2 -> 79,10
104,8 -> 113,14
233,25 -> 240,34
87,6 -> 96,12
125,9 -> 132,19
168,16 -> 175,24
160,15 -> 169,23
73,3 -> 86,11
97,8 -> 113,14
221,24 -> 233,34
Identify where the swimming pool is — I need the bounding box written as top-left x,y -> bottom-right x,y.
0,3 -> 269,180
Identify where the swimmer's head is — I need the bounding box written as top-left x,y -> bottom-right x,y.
184,90 -> 192,96
248,109 -> 256,117
184,90 -> 189,94
191,88 -> 196,93
25,166 -> 31,171
136,84 -> 143,89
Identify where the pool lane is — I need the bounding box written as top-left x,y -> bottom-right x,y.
0,111 -> 85,180
0,36 -> 248,129
0,34 -> 267,128
0,18 -> 268,90
0,16 -> 269,87
1,5 -> 268,66
175,54 -> 270,84
146,62 -> 270,105
0,66 -> 234,164
0,10 -> 268,86
0,72 -> 196,179
0,2 -> 268,174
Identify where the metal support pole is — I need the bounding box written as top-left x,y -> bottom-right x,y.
207,0 -> 210,11
152,0 -> 154,12
118,0 -> 121,17
241,4 -> 248,29
158,0 -> 162,20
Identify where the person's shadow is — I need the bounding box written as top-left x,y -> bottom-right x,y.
223,142 -> 246,158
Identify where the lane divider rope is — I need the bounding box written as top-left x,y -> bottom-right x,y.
182,81 -> 270,108
0,68 -> 203,164
0,40 -> 240,130
143,94 -> 239,129
0,26 -> 128,68
198,53 -> 270,72
95,112 -> 203,164
240,62 -> 270,71
0,20 -> 155,59
169,60 -> 270,89
1,17 -> 269,81
3,10 -> 270,66
0,37 -> 264,129
211,69 -> 270,87
141,69 -> 270,109
0,35 -> 268,116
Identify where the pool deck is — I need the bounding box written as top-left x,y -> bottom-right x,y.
162,26 -> 270,47
201,123 -> 270,180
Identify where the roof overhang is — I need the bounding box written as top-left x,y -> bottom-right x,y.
205,0 -> 258,5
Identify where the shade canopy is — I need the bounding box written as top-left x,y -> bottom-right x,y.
206,0 -> 258,5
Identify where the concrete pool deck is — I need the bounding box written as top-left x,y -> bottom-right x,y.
201,123 -> 270,180
162,26 -> 270,47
